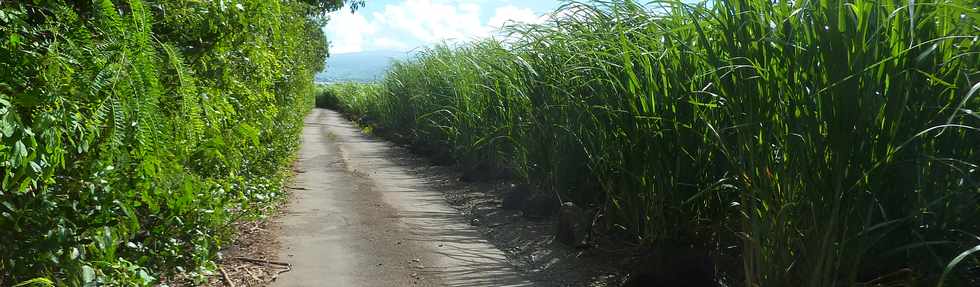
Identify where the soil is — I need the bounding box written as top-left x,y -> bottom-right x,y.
162,206 -> 290,287
208,217 -> 291,286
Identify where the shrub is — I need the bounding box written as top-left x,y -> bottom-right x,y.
0,0 -> 342,285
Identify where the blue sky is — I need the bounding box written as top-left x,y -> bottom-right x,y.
324,0 -> 563,54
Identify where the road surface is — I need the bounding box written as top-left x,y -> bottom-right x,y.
271,109 -> 532,287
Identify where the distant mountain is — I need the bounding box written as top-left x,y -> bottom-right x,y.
315,50 -> 412,83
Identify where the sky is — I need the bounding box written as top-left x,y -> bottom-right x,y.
323,0 -> 564,54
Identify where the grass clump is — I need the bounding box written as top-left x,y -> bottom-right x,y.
326,0 -> 979,285
316,82 -> 383,117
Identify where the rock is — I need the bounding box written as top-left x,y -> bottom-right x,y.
522,192 -> 559,219
429,149 -> 454,166
358,115 -> 375,125
501,184 -> 531,210
556,202 -> 590,247
460,161 -> 512,182
411,144 -> 453,165
621,247 -> 716,287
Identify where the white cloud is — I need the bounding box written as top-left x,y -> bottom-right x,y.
488,5 -> 544,29
324,0 -> 547,54
373,37 -> 411,51
373,0 -> 488,44
324,10 -> 377,54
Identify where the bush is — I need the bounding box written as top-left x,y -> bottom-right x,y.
315,85 -> 341,109
315,82 -> 382,118
0,0 -> 341,285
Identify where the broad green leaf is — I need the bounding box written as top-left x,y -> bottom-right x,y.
0,116 -> 13,137
81,266 -> 95,283
1,201 -> 15,212
14,140 -> 27,160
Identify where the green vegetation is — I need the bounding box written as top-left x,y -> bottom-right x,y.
0,0 -> 352,285
324,0 -> 979,285
316,82 -> 382,117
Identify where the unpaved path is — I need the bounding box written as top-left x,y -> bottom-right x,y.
271,109 -> 532,287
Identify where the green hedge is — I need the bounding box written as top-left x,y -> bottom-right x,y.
0,0 -> 341,285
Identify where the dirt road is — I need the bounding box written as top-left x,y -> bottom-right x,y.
271,109 -> 532,287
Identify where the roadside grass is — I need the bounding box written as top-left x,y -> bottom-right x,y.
323,0 -> 979,285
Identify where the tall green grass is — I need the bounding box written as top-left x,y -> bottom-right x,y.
316,82 -> 384,118
328,0 -> 979,285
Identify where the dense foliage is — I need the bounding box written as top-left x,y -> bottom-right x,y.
315,82 -> 380,115
0,0 -> 343,285
325,0 -> 979,285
